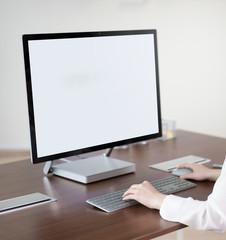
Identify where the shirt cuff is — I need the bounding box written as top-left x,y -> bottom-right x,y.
160,194 -> 185,222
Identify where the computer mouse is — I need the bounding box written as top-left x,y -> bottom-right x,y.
172,168 -> 193,176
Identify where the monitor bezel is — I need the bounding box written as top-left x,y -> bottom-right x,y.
22,29 -> 162,164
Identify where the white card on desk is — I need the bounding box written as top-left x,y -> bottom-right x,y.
149,155 -> 211,172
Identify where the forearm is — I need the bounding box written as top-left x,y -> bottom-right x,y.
160,160 -> 226,232
160,195 -> 226,232
206,169 -> 221,181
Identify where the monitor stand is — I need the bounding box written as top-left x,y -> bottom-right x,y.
43,149 -> 136,184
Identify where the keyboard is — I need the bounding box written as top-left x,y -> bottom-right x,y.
86,176 -> 197,213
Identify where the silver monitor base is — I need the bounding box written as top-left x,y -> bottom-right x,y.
45,155 -> 135,184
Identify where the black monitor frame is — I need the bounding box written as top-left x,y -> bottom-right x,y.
23,29 -> 162,165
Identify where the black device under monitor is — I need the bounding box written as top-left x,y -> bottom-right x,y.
22,29 -> 162,183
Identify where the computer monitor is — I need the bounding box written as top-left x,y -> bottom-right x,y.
22,29 -> 162,183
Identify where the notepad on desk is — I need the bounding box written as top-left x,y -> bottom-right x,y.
149,155 -> 211,172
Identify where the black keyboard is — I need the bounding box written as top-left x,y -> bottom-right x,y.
86,176 -> 196,212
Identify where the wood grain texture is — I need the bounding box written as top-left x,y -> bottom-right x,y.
0,130 -> 225,240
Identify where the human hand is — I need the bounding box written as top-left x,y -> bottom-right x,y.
177,163 -> 220,181
122,181 -> 166,210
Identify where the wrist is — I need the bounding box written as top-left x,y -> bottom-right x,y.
207,169 -> 221,181
153,193 -> 167,210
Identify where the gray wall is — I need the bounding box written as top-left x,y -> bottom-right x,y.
1,0 -> 226,149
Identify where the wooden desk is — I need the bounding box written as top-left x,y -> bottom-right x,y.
0,130 -> 225,240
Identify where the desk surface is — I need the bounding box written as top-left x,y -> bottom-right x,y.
0,130 -> 225,240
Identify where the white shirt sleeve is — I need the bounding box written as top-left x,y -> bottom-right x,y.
160,159 -> 226,232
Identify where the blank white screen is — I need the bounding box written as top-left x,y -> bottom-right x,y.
28,34 -> 159,157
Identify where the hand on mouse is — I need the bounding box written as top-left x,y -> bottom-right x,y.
177,163 -> 220,181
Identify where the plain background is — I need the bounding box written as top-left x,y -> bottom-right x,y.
1,0 -> 226,150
